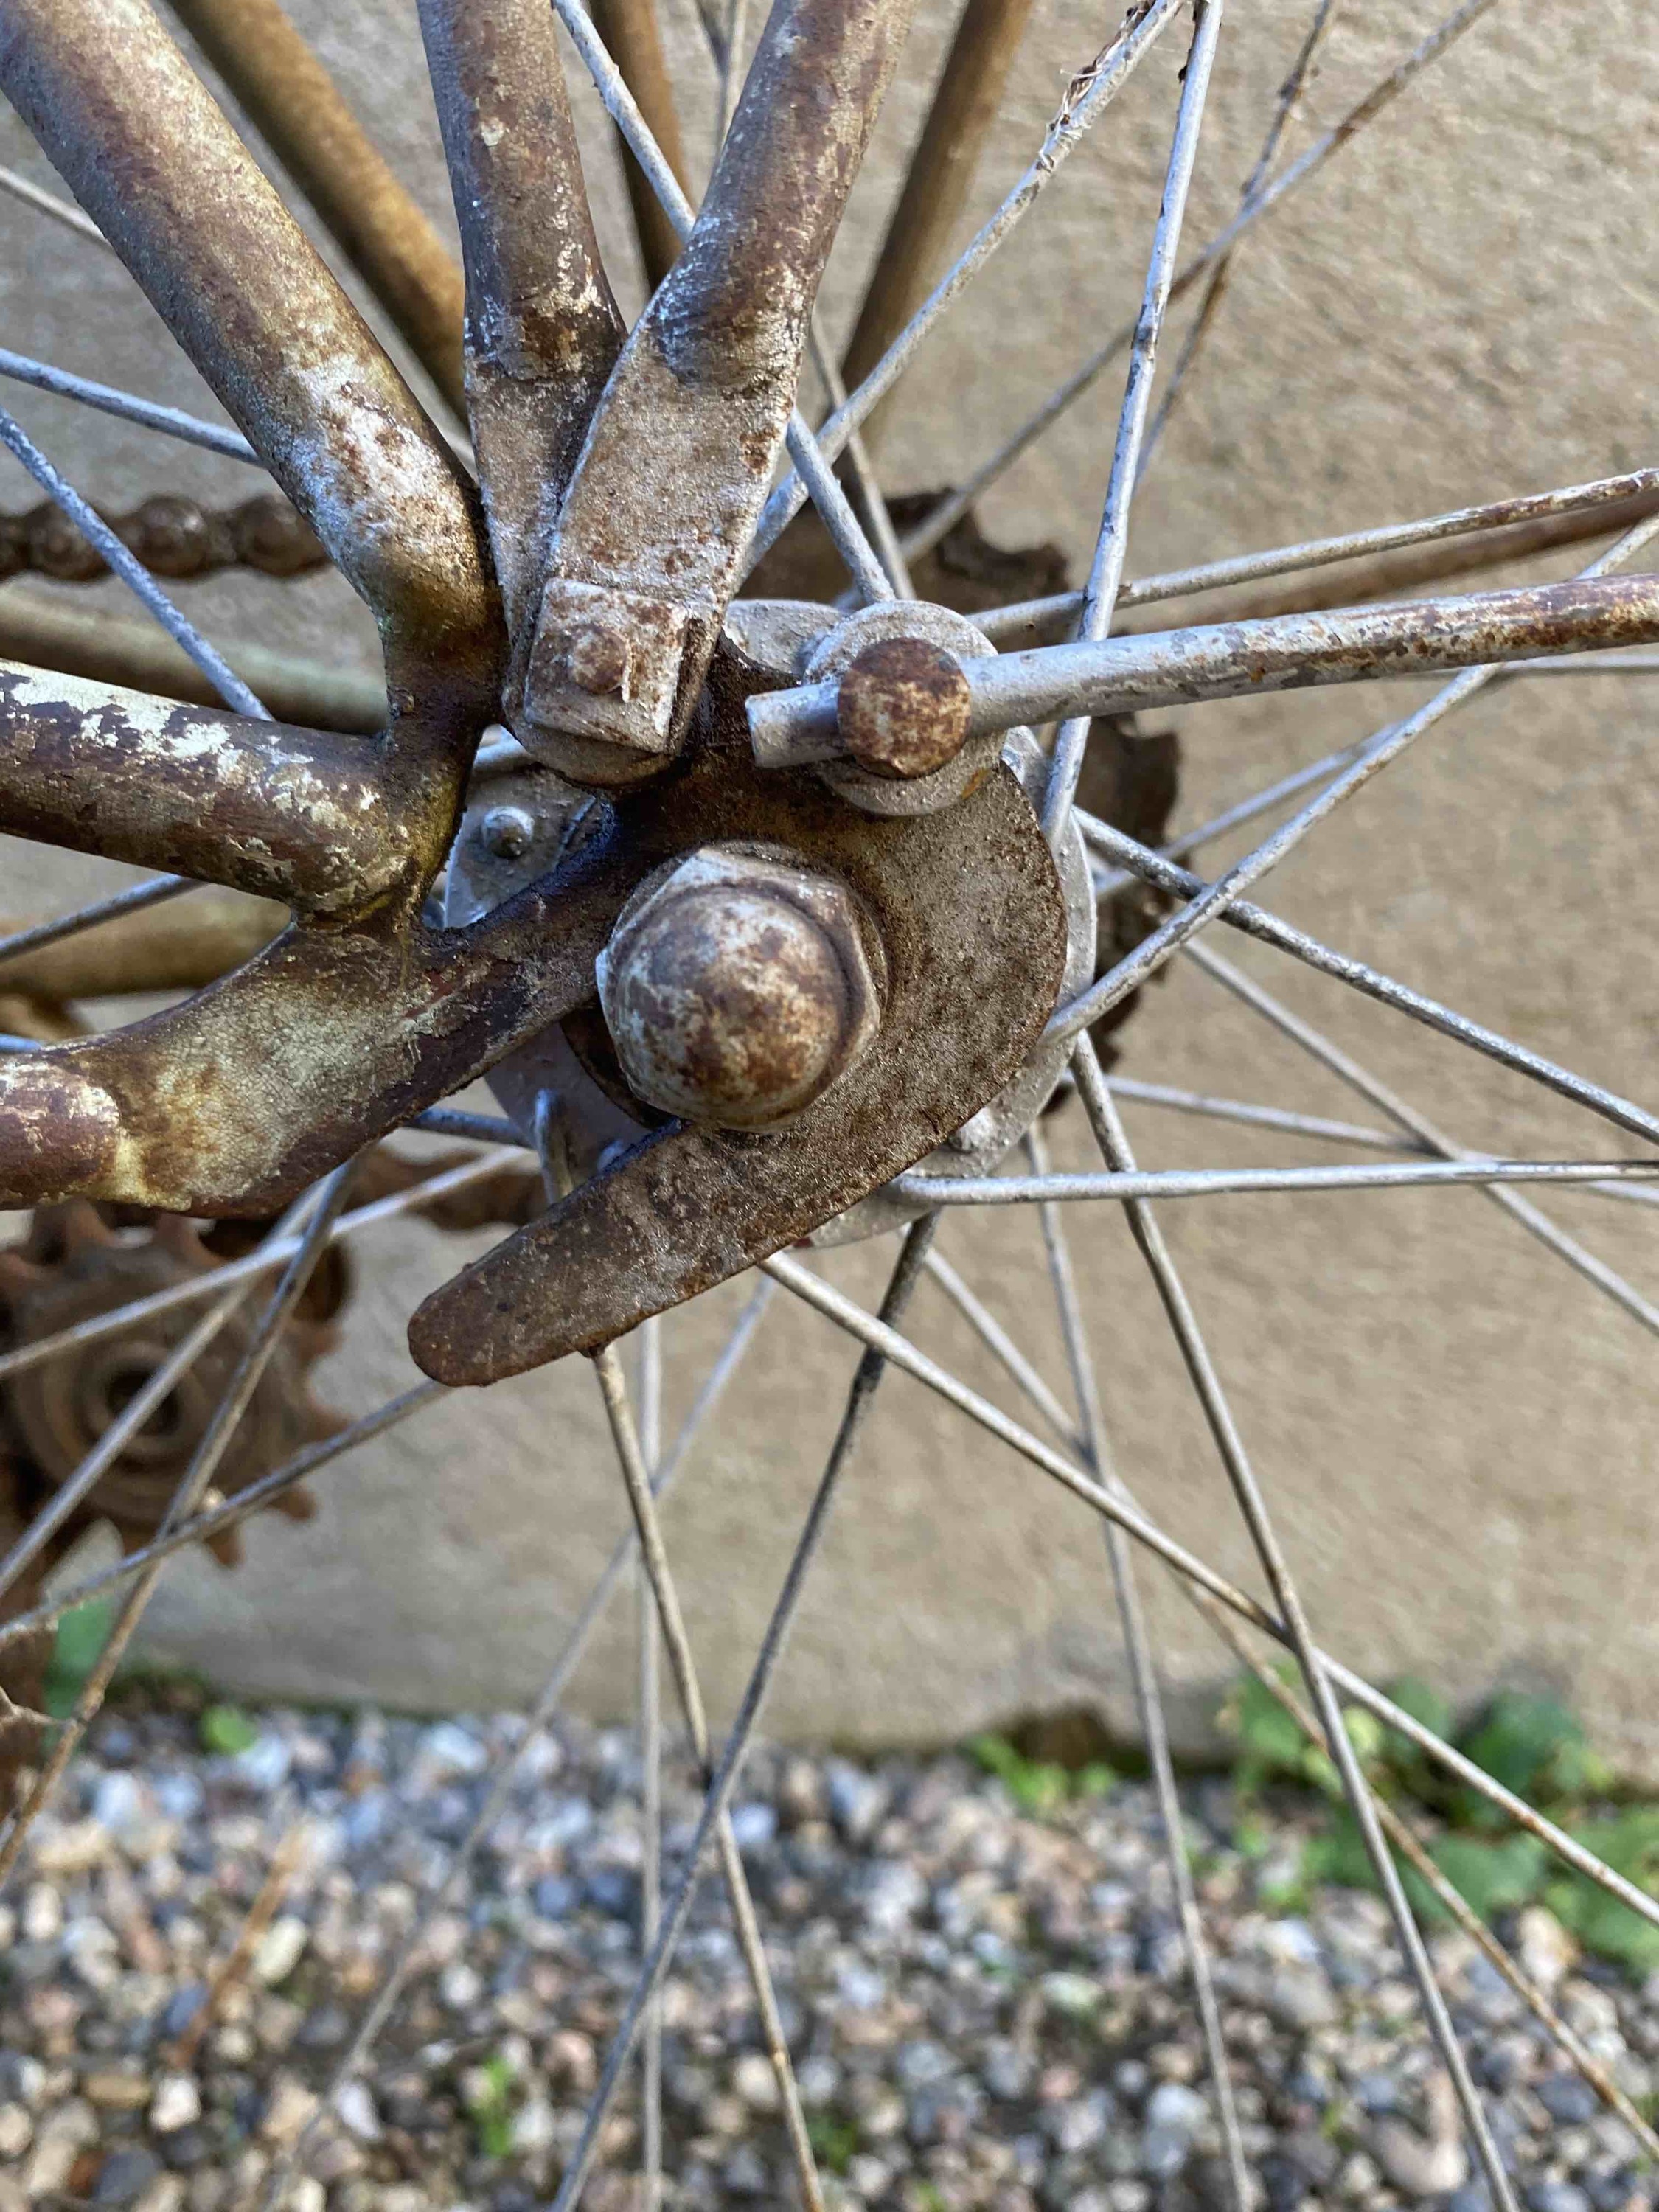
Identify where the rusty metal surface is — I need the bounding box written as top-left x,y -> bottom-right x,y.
408,646 -> 1068,1383
168,0 -> 469,420
0,0 -> 499,731
420,0 -> 626,639
0,829 -> 636,1214
753,571 -> 1659,751
0,490 -> 324,583
0,663 -> 431,917
597,844 -> 884,1127
0,593 -> 387,734
515,0 -> 919,779
838,635 -> 971,779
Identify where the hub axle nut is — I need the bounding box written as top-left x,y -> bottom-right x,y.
597,847 -> 883,1130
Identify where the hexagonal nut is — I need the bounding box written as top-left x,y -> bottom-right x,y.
596,845 -> 885,1130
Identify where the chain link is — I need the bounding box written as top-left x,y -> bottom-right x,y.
0,490 -> 326,584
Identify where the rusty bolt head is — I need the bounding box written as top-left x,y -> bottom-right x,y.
478,804 -> 536,861
837,636 -> 972,781
564,620 -> 633,698
597,847 -> 883,1131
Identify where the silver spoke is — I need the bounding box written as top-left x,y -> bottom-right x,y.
0,1280 -> 244,1601
1086,745 -> 1368,899
1043,509 -> 1659,1044
760,1245 -> 1659,1934
902,0 -> 1507,563
1137,0 -> 1342,478
807,317 -> 914,597
263,1279 -> 779,2211
1043,0 -> 1224,844
0,402 -> 268,718
746,0 -> 1194,566
975,467 -> 1659,643
0,1158 -> 356,1885
0,875 -> 195,973
550,0 -> 894,605
549,1219 -> 939,2212
591,1339 -> 827,2212
0,1147 -> 526,1389
1067,1038 -> 1514,2212
1026,1122 -> 1249,2212
1187,939 -> 1659,1335
897,1158 -> 1659,1204
1075,807 -> 1659,1151
0,344 -> 259,460
636,1317 -> 664,2212
922,1245 -> 1083,1450
0,1381 -> 447,1656
0,156 -> 106,245
1107,1074 -> 1425,1154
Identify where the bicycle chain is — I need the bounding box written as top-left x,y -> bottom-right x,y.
0,490 -> 327,584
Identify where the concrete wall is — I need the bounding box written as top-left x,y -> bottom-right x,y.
5,1 -> 1659,1767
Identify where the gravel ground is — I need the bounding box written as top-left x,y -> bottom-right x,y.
1,1700 -> 1655,2212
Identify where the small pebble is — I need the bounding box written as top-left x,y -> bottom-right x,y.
0,1702 -> 1648,2211
147,2076 -> 200,2135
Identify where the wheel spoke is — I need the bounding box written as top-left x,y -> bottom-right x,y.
897,1157 -> 1659,1203
548,1218 -> 939,2212
0,876 -> 195,975
550,0 -> 895,606
1026,1122 -> 1249,2212
0,346 -> 258,460
976,467 -> 1659,644
746,0 -> 1195,567
901,0 -> 1507,564
1107,1075 -> 1426,1153
0,405 -> 268,717
0,1147 -> 527,1390
759,1244 -> 1659,1935
922,1245 -> 1083,1451
1066,1039 -> 1516,2212
1137,0 -> 1342,479
262,1278 -> 778,2212
1199,1593 -> 1659,2166
0,1159 -> 357,1885
1187,939 -> 1659,1335
839,0 -> 1040,417
807,317 -> 914,597
1076,801 -> 1659,1150
1085,745 -> 1367,899
591,1340 -> 827,2212
0,156 -> 107,245
588,0 -> 696,290
0,1382 -> 448,1660
0,1284 -> 245,1603
1044,0 -> 1225,844
636,1318 -> 664,2212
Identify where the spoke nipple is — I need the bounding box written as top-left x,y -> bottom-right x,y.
838,636 -> 972,781
564,620 -> 633,698
478,804 -> 536,861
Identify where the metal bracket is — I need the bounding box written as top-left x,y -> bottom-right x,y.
407,648 -> 1069,1382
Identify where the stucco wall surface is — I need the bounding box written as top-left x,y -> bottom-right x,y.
2,0 -> 1658,1767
